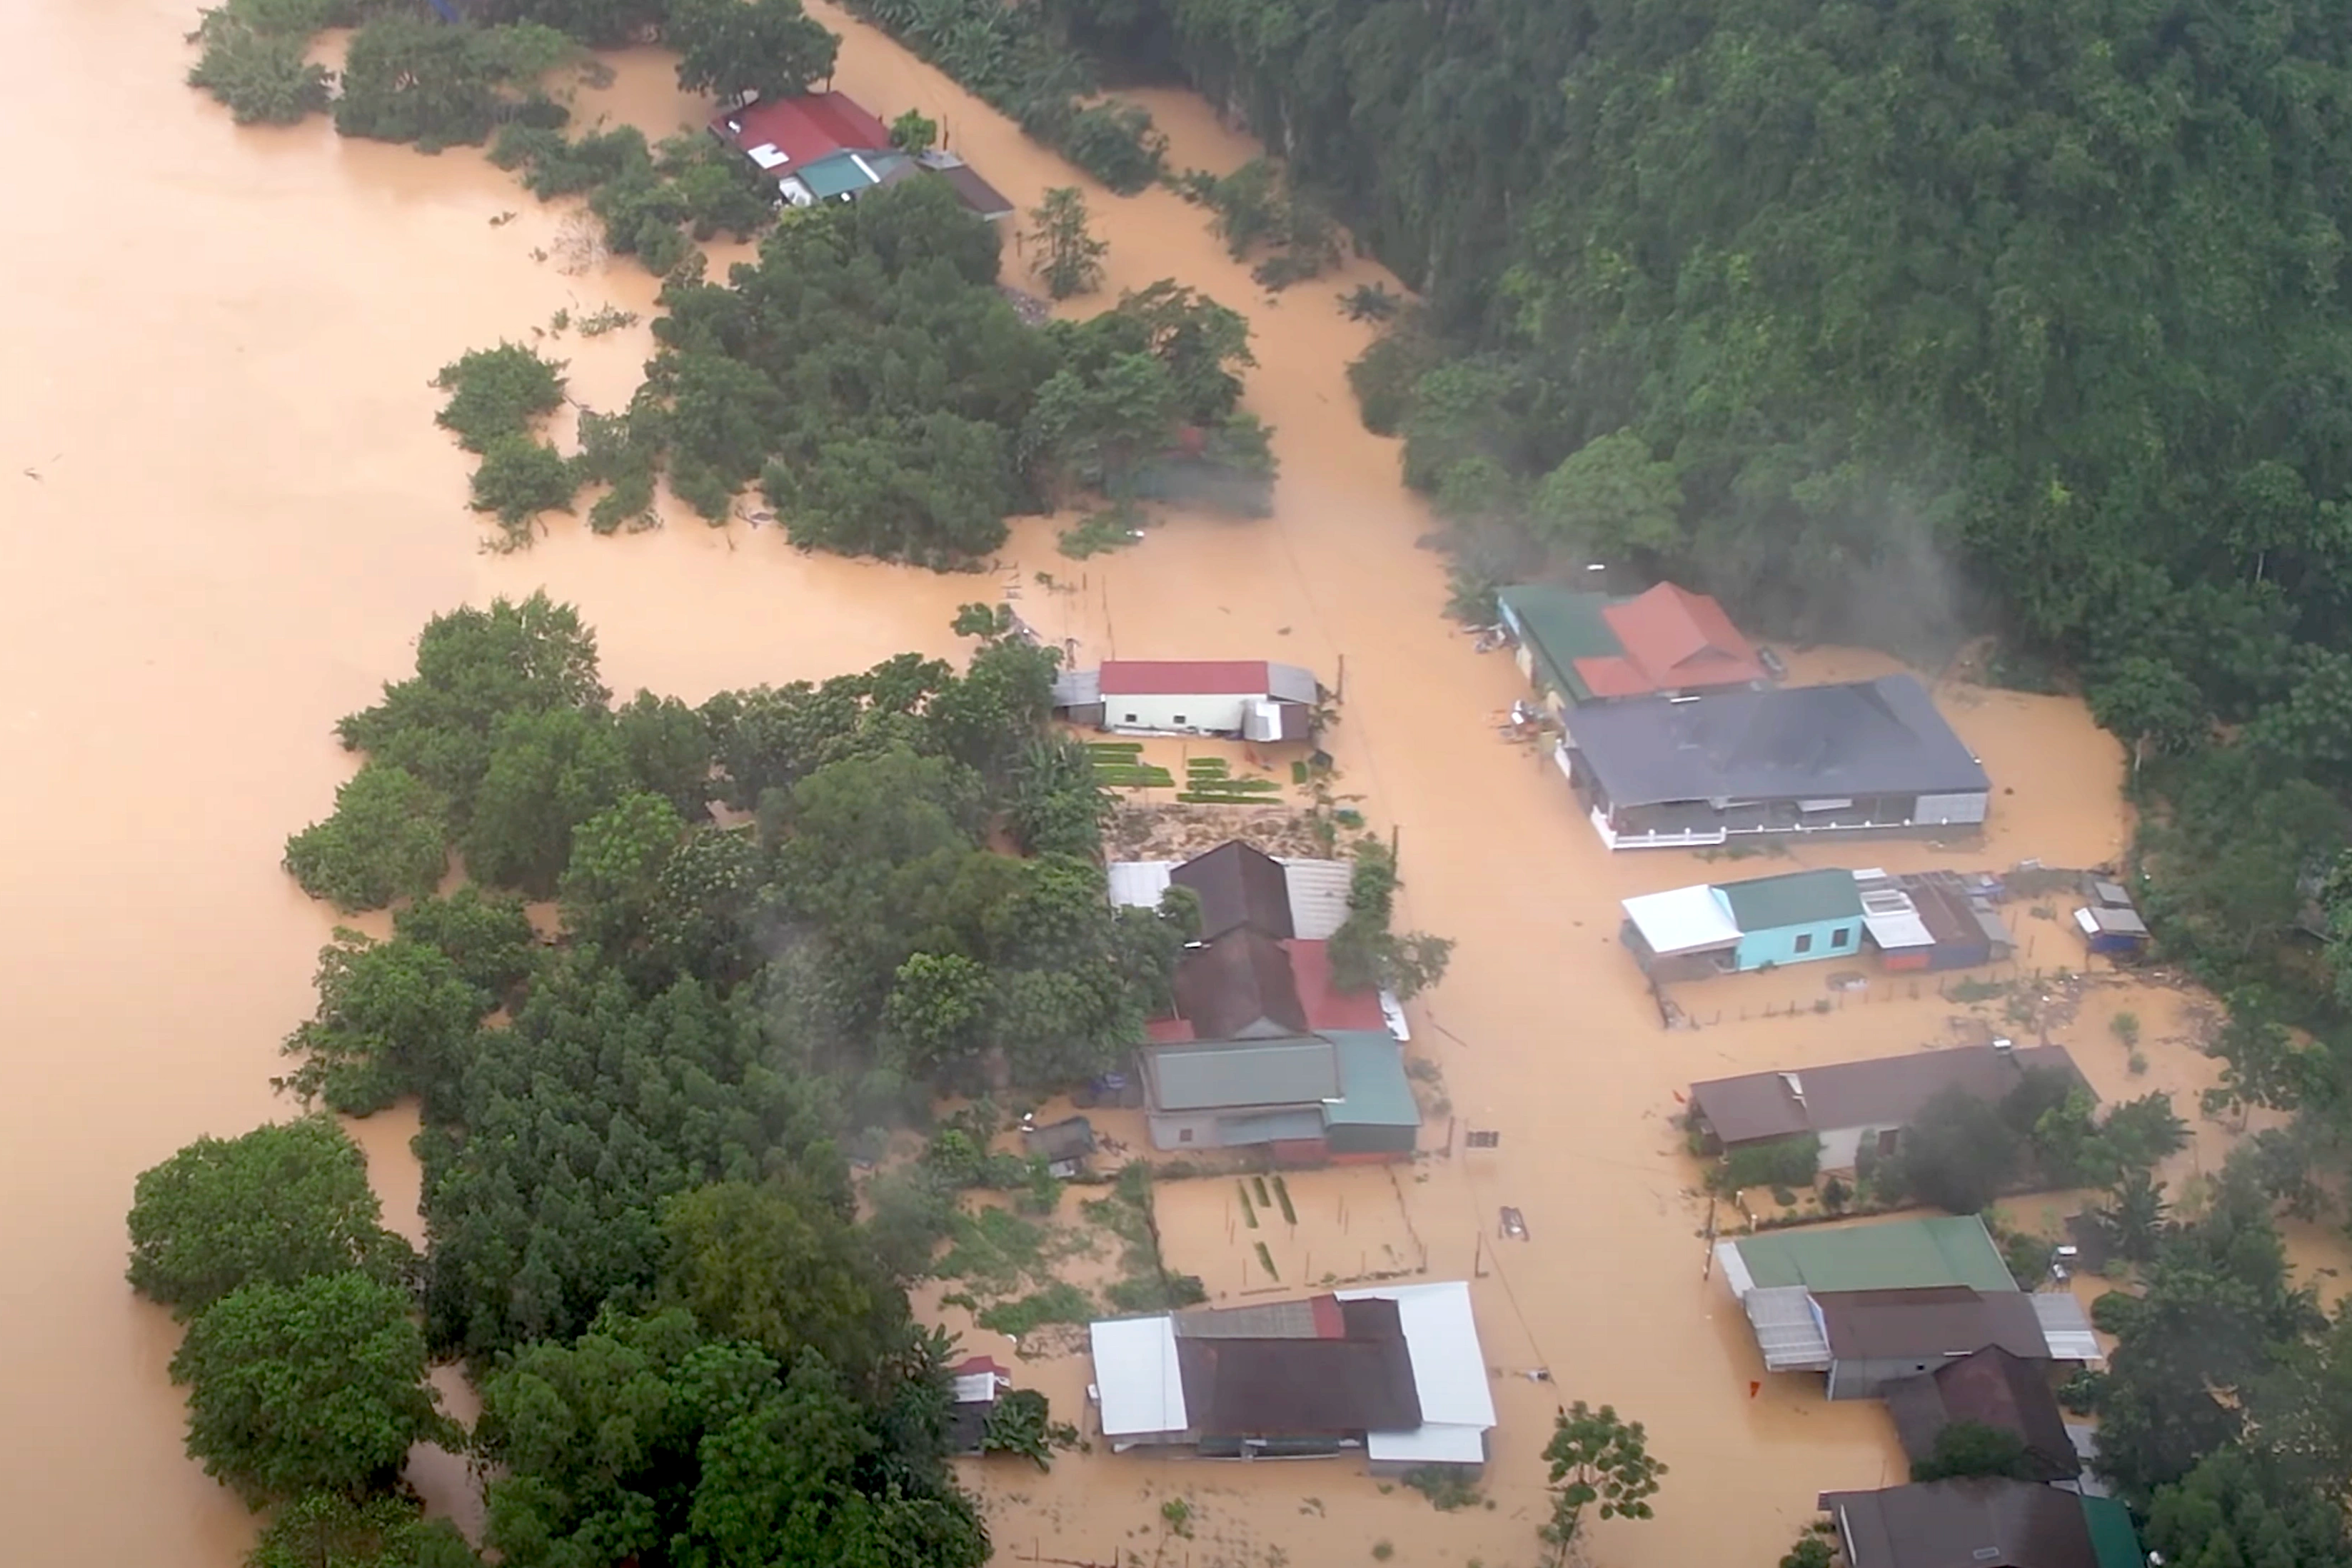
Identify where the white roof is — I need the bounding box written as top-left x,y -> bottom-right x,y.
1621,884 -> 1741,956
1107,861 -> 1174,910
1280,858 -> 1352,939
1089,1316 -> 1187,1437
1336,1281 -> 1497,1434
952,1371 -> 1001,1404
2032,1292 -> 2104,1366
1856,875 -> 1934,951
1365,1423 -> 1489,1464
745,142 -> 789,169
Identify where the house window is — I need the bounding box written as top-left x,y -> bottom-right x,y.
1173,714 -> 1187,725
1123,713 -> 1138,724
1794,933 -> 1814,955
1831,926 -> 1851,949
1177,1127 -> 1193,1144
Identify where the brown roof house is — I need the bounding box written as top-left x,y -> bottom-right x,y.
1884,1345 -> 2079,1484
1687,1043 -> 2088,1172
1171,840 -> 1296,942
1087,1282 -> 1495,1469
1174,928 -> 1310,1039
1821,1479 -> 2144,1568
1739,1283 -> 2101,1401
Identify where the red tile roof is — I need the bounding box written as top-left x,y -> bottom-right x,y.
1145,1015 -> 1197,1043
1098,660 -> 1275,696
1283,940 -> 1386,1032
1598,582 -> 1767,693
710,91 -> 892,169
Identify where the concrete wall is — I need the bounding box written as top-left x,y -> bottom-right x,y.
1915,791 -> 1990,826
1147,1111 -> 1226,1150
1102,691 -> 1253,734
1826,1352 -> 1951,1400
1734,917 -> 1863,971
1816,1124 -> 1888,1172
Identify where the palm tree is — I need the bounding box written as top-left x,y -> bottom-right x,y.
2099,1168 -> 2171,1265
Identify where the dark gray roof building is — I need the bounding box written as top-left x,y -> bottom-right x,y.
1821,1479 -> 2130,1568
1173,928 -> 1309,1039
1564,674 -> 1990,849
1884,1346 -> 2078,1484
1172,840 -> 1297,940
1689,1044 -> 2086,1150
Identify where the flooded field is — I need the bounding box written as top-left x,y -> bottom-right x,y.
2,4 -> 2343,1567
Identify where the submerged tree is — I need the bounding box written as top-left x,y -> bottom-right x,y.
1539,1401 -> 1665,1564
667,0 -> 838,106
126,1119 -> 413,1320
172,1272 -> 451,1507
283,762 -> 449,913
1027,186 -> 1108,301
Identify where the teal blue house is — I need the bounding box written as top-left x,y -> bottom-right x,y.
1724,869 -> 1866,970
1621,868 -> 1864,978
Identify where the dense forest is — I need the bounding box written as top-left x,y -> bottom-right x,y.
186,0 -> 1273,559
134,595 -> 1205,1564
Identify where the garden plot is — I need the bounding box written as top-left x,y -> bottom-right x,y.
1150,1163 -> 1430,1300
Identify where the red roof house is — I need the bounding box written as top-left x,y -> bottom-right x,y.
1573,583 -> 1767,700
1283,940 -> 1387,1032
709,91 -> 892,173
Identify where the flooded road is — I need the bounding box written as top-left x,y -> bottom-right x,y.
1,4 -> 2336,1566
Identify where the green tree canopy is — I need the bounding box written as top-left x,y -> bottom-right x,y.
476,1309 -> 987,1568
171,1272 -> 451,1507
658,1178 -> 905,1393
127,1119 -> 413,1320
244,1494 -> 481,1568
283,763 -> 451,913
667,0 -> 839,106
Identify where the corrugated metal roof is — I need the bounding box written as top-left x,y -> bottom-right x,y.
1220,1109 -> 1328,1144
1569,675 -> 1990,810
1719,868 -> 1866,930
1265,662 -> 1320,704
1622,884 -> 1742,955
1855,871 -> 1935,950
1744,1285 -> 1831,1371
1280,858 -> 1352,939
2031,1293 -> 2103,1365
1335,1282 -> 1496,1432
1727,1217 -> 2016,1295
1100,660 -> 1271,695
1142,1036 -> 1335,1112
1052,668 -> 1101,708
1322,1031 -> 1419,1129
1107,860 -> 1173,909
1091,1315 -> 1187,1437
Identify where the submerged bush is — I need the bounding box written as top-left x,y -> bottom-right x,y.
186,11 -> 332,126
283,762 -> 450,911
433,342 -> 566,452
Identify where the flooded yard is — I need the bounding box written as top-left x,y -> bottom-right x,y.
1,4 -> 2342,1567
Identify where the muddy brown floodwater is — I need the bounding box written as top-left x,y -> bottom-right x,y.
5,5 -> 2346,1567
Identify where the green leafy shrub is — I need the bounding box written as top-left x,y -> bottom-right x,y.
282,761 -> 449,911
469,435 -> 580,532
433,343 -> 566,453
186,11 -> 332,126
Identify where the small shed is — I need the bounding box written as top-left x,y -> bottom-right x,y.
946,1355 -> 1013,1454
2072,877 -> 2149,960
1022,1115 -> 1097,1177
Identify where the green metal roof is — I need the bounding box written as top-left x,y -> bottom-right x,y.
1497,585 -> 1626,705
795,148 -> 908,199
1731,1216 -> 2016,1294
1143,1036 -> 1336,1112
2079,1496 -> 2143,1568
1719,868 -> 1864,932
1321,1031 -> 1420,1128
